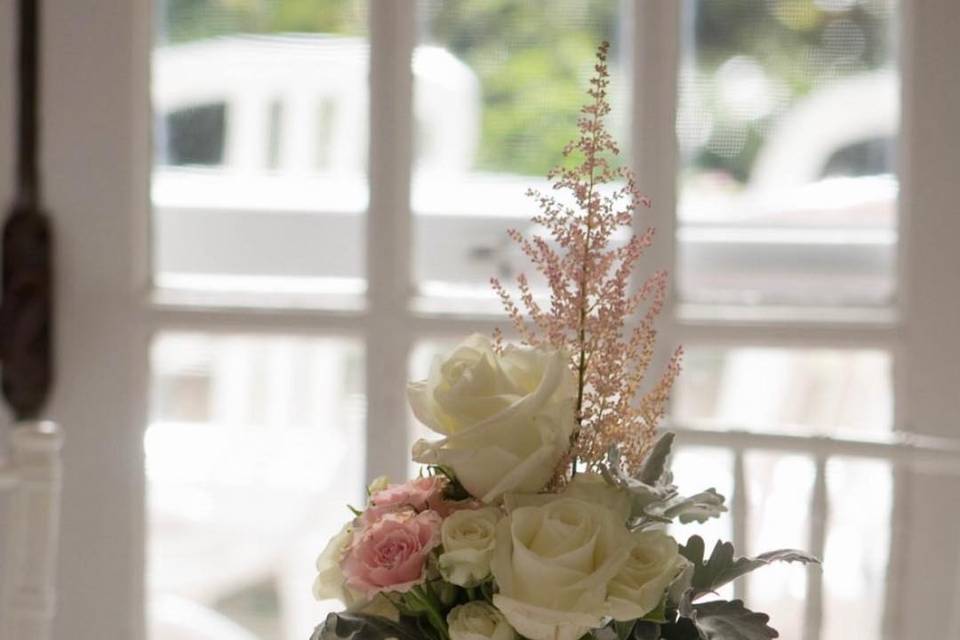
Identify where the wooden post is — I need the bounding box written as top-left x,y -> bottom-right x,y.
0,421 -> 63,640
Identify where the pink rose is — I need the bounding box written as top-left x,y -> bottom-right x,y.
342,509 -> 442,597
365,477 -> 445,523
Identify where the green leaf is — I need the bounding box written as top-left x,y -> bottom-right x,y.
680,536 -> 820,601
687,600 -> 778,640
310,612 -> 425,640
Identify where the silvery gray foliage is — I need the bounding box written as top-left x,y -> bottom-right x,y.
679,535 -> 820,602
677,599 -> 779,640
601,432 -> 728,529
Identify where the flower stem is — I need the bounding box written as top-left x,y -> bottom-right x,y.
572,82 -> 604,479
410,586 -> 449,640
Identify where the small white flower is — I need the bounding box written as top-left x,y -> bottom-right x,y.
448,601 -> 516,640
438,507 -> 501,586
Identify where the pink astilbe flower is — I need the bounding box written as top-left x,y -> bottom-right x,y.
490,42 -> 682,480
342,509 -> 442,598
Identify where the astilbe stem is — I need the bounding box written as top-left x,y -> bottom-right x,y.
490,41 -> 682,480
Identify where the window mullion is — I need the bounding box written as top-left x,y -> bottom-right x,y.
630,0 -> 681,348
366,0 -> 416,483
732,449 -> 749,601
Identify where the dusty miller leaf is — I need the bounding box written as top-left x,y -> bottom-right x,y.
310,612 -> 424,640
654,488 -> 727,525
686,600 -> 778,640
638,432 -> 676,484
632,621 -> 662,640
680,536 -> 820,601
603,433 -> 727,528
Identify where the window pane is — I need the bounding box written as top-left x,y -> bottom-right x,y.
413,1 -> 626,300
147,333 -> 364,640
823,457 -> 891,640
745,451 -> 813,638
677,0 -> 899,307
669,446 -> 735,568
674,347 -> 892,435
153,1 -> 368,295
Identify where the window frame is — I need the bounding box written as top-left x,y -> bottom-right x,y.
10,1 -> 958,639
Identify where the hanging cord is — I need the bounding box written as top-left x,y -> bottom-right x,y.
1,0 -> 53,420
16,0 -> 40,208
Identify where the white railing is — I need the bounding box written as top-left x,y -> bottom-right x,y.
670,422 -> 960,640
0,421 -> 63,640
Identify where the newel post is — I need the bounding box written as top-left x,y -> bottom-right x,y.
0,421 -> 63,640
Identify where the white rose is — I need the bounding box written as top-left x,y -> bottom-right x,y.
490,497 -> 633,640
607,530 -> 688,621
409,335 -> 576,503
313,524 -> 353,603
505,472 -> 632,523
447,602 -> 517,640
438,507 -> 501,586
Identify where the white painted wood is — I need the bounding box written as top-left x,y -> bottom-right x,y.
894,1 -> 960,637
630,0 -> 680,343
0,421 -> 64,640
41,1 -> 152,639
670,425 -> 960,474
365,0 -> 416,484
803,455 -> 827,640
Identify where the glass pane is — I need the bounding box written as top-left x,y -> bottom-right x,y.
147,333 -> 364,640
678,0 -> 899,307
153,1 -> 368,295
674,347 -> 892,435
823,457 -> 891,640
413,1 -> 627,300
669,446 -> 735,589
745,452 -> 814,638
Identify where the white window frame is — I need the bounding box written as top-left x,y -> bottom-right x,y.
1,1 -> 956,639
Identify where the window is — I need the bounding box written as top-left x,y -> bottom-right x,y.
159,103 -> 227,166
26,1 -> 960,639
143,1 -> 954,639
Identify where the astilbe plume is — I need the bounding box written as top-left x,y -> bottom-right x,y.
490,42 -> 682,481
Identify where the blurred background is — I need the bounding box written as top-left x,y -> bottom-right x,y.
148,1 -> 903,638
2,1 -> 959,640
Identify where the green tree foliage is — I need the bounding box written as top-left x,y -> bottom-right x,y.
425,0 -> 619,175
161,0 -> 365,43
160,0 -> 896,181
687,0 -> 896,183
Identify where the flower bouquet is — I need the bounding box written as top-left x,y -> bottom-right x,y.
310,43 -> 817,640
